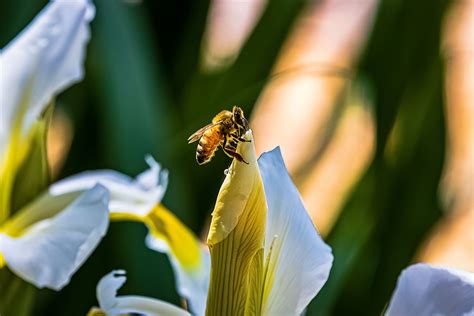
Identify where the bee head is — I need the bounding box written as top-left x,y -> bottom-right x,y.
232,106 -> 249,131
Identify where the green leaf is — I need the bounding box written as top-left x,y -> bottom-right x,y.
90,1 -> 173,173
88,1 -> 193,306
10,103 -> 53,214
0,268 -> 35,316
182,0 -> 307,123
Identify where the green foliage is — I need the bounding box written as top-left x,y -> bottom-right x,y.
0,270 -> 35,316
10,104 -> 53,213
0,0 -> 453,314
310,0 -> 449,314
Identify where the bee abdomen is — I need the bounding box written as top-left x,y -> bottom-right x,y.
196,153 -> 210,165
196,144 -> 212,164
196,132 -> 220,165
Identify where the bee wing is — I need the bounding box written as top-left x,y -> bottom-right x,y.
187,122 -> 220,144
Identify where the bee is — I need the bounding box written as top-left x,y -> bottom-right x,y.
187,106 -> 251,165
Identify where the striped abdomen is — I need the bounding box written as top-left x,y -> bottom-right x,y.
196,127 -> 224,165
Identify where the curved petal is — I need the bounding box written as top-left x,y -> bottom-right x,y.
206,130 -> 267,316
144,205 -> 210,316
0,0 -> 94,155
385,263 -> 474,316
258,147 -> 334,316
97,269 -> 127,311
96,270 -> 190,316
50,156 -> 168,218
0,184 -> 109,290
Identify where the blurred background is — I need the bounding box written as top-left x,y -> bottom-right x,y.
1,0 -> 473,315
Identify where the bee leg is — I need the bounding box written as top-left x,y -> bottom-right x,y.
222,134 -> 229,150
223,147 -> 249,164
230,133 -> 251,142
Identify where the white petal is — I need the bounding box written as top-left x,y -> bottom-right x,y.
0,184 -> 109,290
50,156 -> 168,217
97,270 -> 190,316
257,147 -> 334,316
142,204 -> 210,315
385,263 -> 474,316
97,269 -> 127,311
136,155 -> 169,191
146,235 -> 210,316
0,0 -> 94,157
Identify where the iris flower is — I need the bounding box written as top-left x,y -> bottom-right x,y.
47,153 -> 209,312
0,0 -> 201,293
0,0 -> 113,291
89,131 -> 334,315
385,263 -> 474,316
0,0 -> 178,295
88,134 -> 474,316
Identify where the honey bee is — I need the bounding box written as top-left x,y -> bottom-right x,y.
187,106 -> 250,165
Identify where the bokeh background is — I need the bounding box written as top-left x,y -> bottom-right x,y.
1,0 -> 473,315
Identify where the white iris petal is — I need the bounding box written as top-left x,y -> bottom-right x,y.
0,184 -> 109,290
385,263 -> 474,316
146,234 -> 210,316
50,156 -> 168,217
0,0 -> 94,157
97,270 -> 190,316
258,147 -> 334,315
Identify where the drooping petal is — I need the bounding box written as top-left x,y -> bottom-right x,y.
0,0 -> 94,224
145,205 -> 210,316
385,263 -> 474,316
258,147 -> 333,316
0,0 -> 94,157
96,270 -> 190,316
206,130 -> 267,316
50,155 -> 168,218
0,184 -> 109,290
